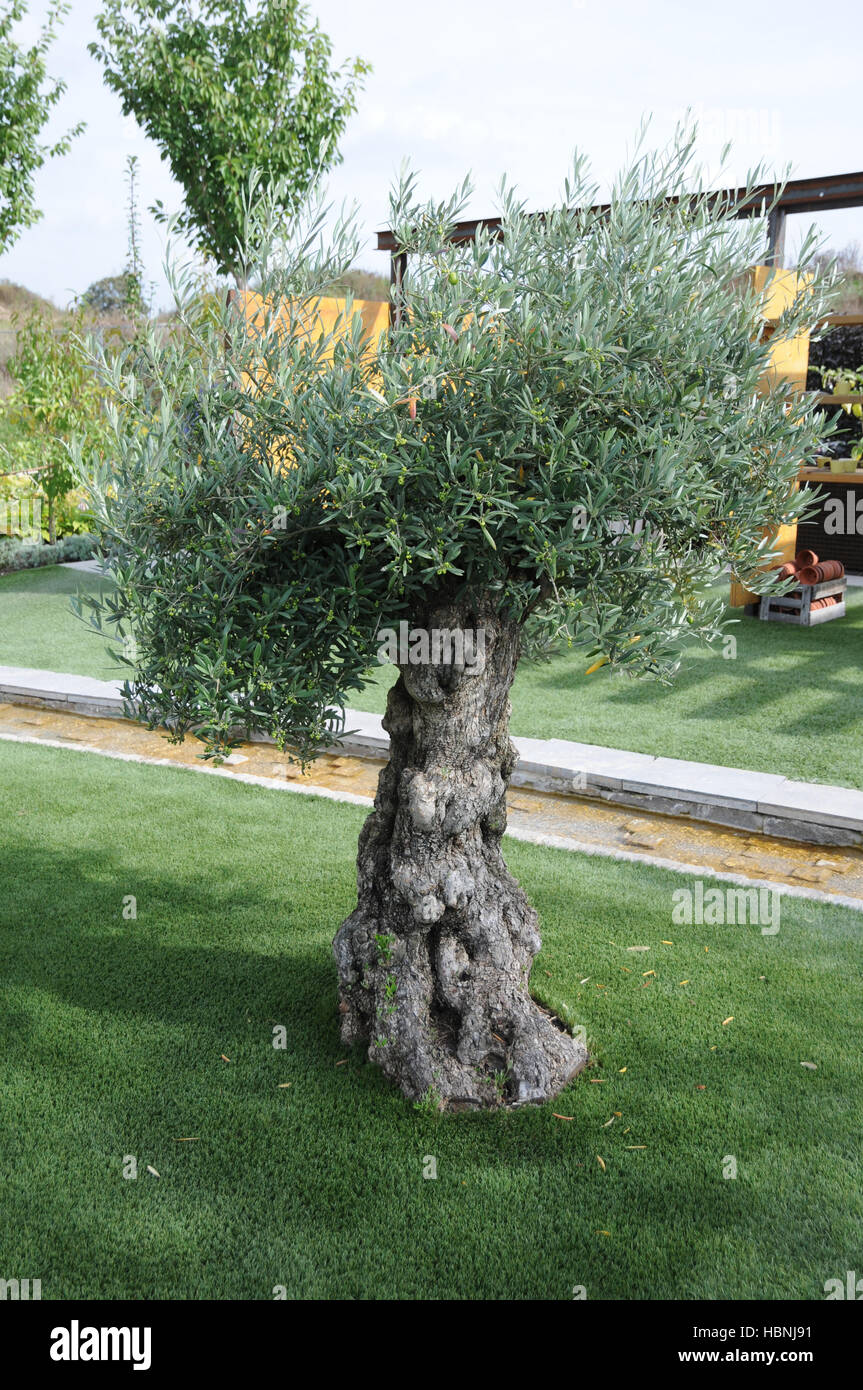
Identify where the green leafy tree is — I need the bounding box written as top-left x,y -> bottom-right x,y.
0,0 -> 83,255
81,272 -> 140,315
81,157 -> 152,319
121,152 -> 149,318
78,137 -> 831,1108
89,0 -> 369,284
5,307 -> 108,540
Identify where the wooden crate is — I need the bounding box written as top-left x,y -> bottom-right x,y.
758,577 -> 846,625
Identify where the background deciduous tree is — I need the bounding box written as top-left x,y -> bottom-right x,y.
0,0 -> 83,257
78,137 -> 831,1109
5,305 -> 108,540
81,272 -> 139,316
89,0 -> 370,285
81,157 -> 151,319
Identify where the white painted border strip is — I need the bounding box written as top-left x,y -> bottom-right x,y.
3,730 -> 861,914
0,730 -> 374,807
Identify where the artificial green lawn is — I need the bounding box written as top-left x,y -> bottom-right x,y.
355,592 -> 863,790
0,564 -> 118,679
2,565 -> 863,787
1,739 -> 861,1299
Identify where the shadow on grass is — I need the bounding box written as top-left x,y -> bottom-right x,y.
1,830 -> 860,1299
531,594 -> 863,741
0,841 -> 343,1051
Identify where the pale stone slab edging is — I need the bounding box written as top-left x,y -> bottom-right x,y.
3,728 -> 862,915
1,663 -> 862,848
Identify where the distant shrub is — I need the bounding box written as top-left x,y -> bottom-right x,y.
0,531 -> 97,574
326,267 -> 389,302
810,243 -> 863,315
82,273 -> 143,317
3,305 -> 111,540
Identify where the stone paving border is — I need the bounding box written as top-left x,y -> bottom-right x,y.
3,727 -> 862,915
58,560 -> 107,574
2,663 -> 862,848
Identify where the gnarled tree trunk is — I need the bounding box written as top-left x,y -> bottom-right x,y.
333,597 -> 588,1107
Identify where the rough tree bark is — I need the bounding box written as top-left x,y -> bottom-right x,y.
333,596 -> 588,1107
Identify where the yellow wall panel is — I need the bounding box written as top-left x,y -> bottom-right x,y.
729,267 -> 811,605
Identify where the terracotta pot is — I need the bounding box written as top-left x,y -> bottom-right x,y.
776,562 -> 798,581
799,560 -> 845,585
796,549 -> 819,568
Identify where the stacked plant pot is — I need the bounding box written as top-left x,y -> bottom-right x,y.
759,550 -> 847,625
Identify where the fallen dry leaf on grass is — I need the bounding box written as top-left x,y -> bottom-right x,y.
625,1145 -> 646,1150
627,946 -> 650,952
277,1083 -> 292,1088
553,1113 -> 574,1121
172,1137 -> 199,1142
146,1165 -> 160,1178
335,1059 -> 348,1067
722,1017 -> 733,1026
596,1155 -> 606,1171
800,1061 -> 818,1070
220,1054 -> 231,1063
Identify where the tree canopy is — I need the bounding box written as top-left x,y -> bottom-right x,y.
78,136 -> 831,761
0,0 -> 83,256
6,303 -> 110,541
89,0 -> 370,281
81,272 -> 140,315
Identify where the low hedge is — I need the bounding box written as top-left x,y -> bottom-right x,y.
0,532 -> 99,574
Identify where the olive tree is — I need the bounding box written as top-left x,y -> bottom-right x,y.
78,137 -> 829,1108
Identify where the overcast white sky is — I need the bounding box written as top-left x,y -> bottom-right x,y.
2,0 -> 862,311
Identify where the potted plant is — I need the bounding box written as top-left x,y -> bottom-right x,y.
816,366 -> 863,472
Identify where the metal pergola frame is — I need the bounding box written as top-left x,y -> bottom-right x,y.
377,169 -> 863,324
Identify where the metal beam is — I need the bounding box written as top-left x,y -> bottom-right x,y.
766,207 -> 787,267
376,168 -> 863,255
389,250 -> 407,329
